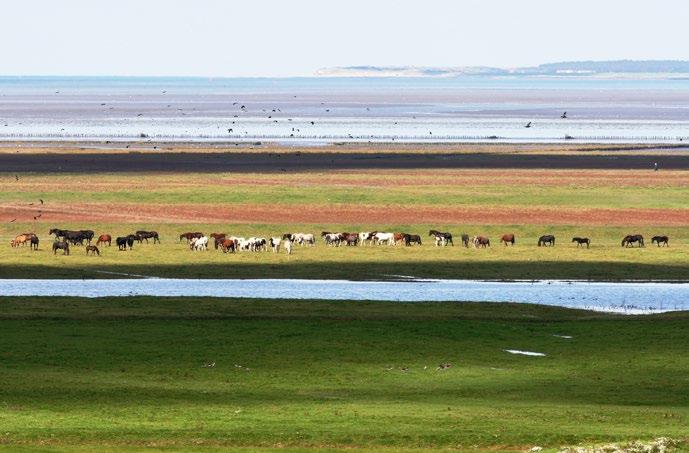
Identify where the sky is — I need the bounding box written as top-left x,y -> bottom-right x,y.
1,0 -> 688,77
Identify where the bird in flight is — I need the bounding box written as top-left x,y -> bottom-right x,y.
561,112 -> 568,119
525,122 -> 532,128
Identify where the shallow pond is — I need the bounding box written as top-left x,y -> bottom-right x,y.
1,278 -> 687,314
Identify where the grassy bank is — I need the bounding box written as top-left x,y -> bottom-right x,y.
0,297 -> 686,451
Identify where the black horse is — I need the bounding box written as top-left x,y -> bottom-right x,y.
538,235 -> 555,247
52,241 -> 70,255
651,235 -> 669,247
429,230 -> 453,246
404,234 -> 422,246
116,235 -> 136,251
30,235 -> 39,251
460,233 -> 470,247
80,230 -> 95,244
135,230 -> 160,244
571,237 -> 590,248
622,234 -> 644,247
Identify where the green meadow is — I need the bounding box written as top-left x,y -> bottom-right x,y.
0,298 -> 687,451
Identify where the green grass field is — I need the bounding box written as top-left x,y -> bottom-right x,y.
3,171 -> 689,209
2,223 -> 688,280
0,298 -> 686,451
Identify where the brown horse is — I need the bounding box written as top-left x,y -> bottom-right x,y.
179,232 -> 203,243
85,245 -> 100,256
622,234 -> 644,247
393,232 -> 406,245
651,235 -> 669,247
96,234 -> 112,247
211,233 -> 227,249
500,233 -> 515,246
473,236 -> 490,248
29,235 -> 39,250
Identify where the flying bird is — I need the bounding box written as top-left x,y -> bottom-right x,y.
525,122 -> 532,128
561,112 -> 567,119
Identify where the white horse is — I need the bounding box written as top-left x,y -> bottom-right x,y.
323,233 -> 342,247
299,233 -> 315,246
284,238 -> 292,255
374,232 -> 394,246
192,236 -> 208,251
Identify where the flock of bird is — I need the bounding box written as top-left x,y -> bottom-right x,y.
525,111 -> 567,129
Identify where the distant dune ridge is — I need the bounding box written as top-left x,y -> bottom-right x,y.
316,60 -> 689,77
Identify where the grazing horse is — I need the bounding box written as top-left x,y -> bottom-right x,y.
461,233 -> 470,248
473,236 -> 490,248
179,232 -> 203,243
429,230 -> 453,246
404,234 -> 422,246
96,234 -> 112,247
64,230 -> 88,246
135,230 -> 160,244
85,245 -> 100,256
622,234 -> 644,248
190,236 -> 209,251
211,233 -> 227,250
571,237 -> 590,248
651,235 -> 669,247
270,237 -> 281,253
500,233 -> 516,246
52,241 -> 70,255
538,235 -> 555,247
29,235 -> 39,250
11,234 -> 32,247
393,232 -> 406,245
219,239 -> 237,253
116,236 -> 135,251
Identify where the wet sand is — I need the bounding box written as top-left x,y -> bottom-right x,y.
1,142 -> 688,173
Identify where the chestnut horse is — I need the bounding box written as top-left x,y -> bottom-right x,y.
96,234 -> 112,247
500,234 -> 515,246
473,236 -> 490,248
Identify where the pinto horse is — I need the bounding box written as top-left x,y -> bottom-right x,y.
96,234 -> 112,247
651,235 -> 669,247
538,235 -> 555,247
571,237 -> 590,248
622,234 -> 644,247
343,233 -> 359,246
52,241 -> 70,255
429,230 -> 453,246
500,234 -> 515,246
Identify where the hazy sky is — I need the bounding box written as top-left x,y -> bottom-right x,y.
2,0 -> 688,77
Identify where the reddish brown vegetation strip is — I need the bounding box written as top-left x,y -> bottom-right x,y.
3,202 -> 689,226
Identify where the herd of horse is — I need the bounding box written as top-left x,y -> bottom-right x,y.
8,228 -> 672,256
